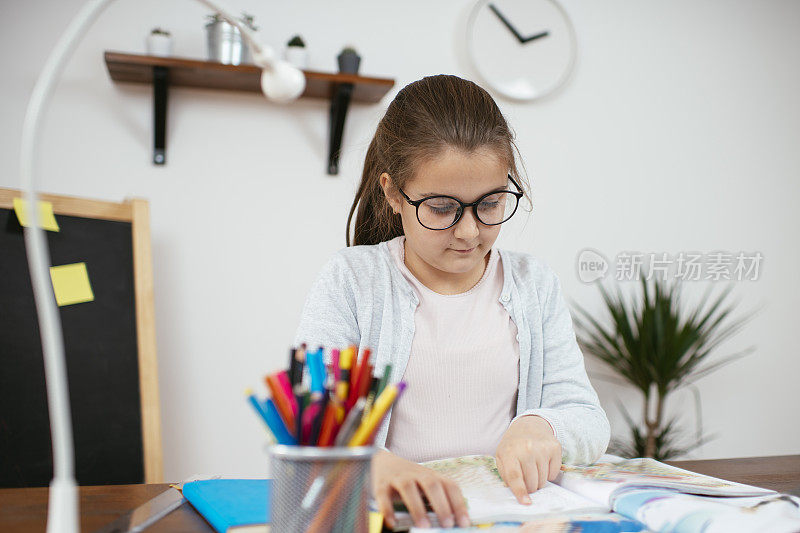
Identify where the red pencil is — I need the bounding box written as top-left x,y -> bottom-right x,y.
347,347 -> 371,410
358,363 -> 373,400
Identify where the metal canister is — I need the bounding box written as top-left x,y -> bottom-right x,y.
205,13 -> 257,65
268,445 -> 375,532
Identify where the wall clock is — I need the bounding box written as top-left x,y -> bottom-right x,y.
466,0 -> 578,101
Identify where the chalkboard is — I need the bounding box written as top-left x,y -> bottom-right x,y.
0,189 -> 161,488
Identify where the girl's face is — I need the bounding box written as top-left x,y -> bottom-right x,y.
381,146 -> 509,284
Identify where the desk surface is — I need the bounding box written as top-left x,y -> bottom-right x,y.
2,455 -> 798,533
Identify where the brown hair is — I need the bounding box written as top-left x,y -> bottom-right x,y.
345,74 -> 530,247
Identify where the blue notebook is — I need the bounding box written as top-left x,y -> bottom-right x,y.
182,479 -> 271,533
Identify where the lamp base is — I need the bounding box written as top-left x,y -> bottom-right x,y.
46,477 -> 79,533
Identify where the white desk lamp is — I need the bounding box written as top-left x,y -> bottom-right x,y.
19,1 -> 305,531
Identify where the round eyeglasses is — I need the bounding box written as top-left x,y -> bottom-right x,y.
397,174 -> 524,231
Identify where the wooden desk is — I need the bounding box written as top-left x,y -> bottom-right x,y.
2,456 -> 798,533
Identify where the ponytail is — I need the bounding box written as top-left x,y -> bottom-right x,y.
346,137 -> 404,246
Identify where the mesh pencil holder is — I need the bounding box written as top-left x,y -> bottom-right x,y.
268,444 -> 375,533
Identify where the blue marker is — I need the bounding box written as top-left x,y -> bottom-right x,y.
263,398 -> 298,445
245,389 -> 297,445
308,347 -> 326,394
246,389 -> 273,434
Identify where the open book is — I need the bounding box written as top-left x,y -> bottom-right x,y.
379,455 -> 800,532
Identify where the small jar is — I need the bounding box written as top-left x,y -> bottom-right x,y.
284,35 -> 308,70
146,28 -> 173,57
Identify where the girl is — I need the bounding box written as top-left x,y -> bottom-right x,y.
293,74 -> 609,529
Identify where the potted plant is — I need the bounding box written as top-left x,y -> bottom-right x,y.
337,46 -> 361,75
146,28 -> 173,57
571,276 -> 758,460
284,35 -> 308,69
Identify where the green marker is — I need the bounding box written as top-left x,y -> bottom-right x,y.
377,364 -> 392,397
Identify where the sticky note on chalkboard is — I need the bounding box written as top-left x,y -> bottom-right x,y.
13,197 -> 60,232
49,262 -> 94,307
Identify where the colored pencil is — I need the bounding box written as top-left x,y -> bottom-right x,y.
246,389 -> 297,445
257,343 -> 402,451
335,397 -> 367,446
331,348 -> 341,382
358,363 -> 374,400
292,345 -> 307,443
288,347 -> 298,386
377,363 -> 392,397
307,347 -> 325,394
245,389 -> 274,439
347,347 -> 370,410
316,398 -> 338,447
301,398 -> 321,445
263,397 -> 298,445
276,370 -> 298,413
309,389 -> 330,446
265,372 -> 295,430
336,346 -> 354,405
348,382 -> 406,446
361,376 -> 381,422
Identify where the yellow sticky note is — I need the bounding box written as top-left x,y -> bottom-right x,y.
49,262 -> 94,307
369,511 -> 384,533
13,197 -> 60,231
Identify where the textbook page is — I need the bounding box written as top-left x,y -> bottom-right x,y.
389,455 -> 608,529
612,487 -> 800,533
557,457 -> 775,505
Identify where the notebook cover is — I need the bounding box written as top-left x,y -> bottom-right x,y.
183,479 -> 271,532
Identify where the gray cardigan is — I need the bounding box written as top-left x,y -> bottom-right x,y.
292,240 -> 610,465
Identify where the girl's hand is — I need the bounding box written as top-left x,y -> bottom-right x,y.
371,449 -> 471,529
495,415 -> 562,505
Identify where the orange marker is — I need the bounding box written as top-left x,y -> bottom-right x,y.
265,372 -> 295,431
316,401 -> 338,447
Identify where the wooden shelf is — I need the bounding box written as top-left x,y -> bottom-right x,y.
104,51 -> 395,172
105,51 -> 394,103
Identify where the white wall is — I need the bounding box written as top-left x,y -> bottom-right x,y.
2,0 -> 798,482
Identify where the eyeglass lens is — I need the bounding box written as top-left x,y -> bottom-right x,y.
417,191 -> 518,230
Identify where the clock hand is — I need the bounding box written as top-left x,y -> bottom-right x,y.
488,3 -> 551,45
488,3 -> 525,43
521,30 -> 550,44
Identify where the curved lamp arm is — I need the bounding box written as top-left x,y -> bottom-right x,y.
20,2 -> 304,531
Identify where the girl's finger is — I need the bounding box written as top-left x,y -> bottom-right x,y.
503,458 -> 532,505
418,477 -> 455,528
393,479 -> 431,528
495,455 -> 508,486
374,485 -> 396,529
536,457 -> 549,490
519,453 -> 540,494
548,453 -> 562,482
442,478 -> 471,528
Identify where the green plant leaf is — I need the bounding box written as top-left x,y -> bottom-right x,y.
572,275 -> 756,459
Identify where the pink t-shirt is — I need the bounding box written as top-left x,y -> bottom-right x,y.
384,235 -> 520,462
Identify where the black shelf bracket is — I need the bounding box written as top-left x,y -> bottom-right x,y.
147,67 -> 363,173
153,66 -> 168,165
327,82 -> 353,175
